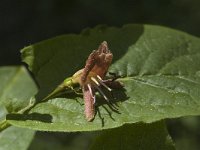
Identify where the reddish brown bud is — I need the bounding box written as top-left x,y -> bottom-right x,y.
82,85 -> 95,121
72,41 -> 122,121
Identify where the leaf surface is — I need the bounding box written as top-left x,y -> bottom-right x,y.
8,24 -> 200,131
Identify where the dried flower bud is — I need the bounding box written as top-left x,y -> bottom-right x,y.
49,41 -> 122,121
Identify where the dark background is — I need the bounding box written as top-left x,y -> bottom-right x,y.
1,0 -> 200,66
1,0 -> 200,149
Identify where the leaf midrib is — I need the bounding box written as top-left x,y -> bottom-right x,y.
118,75 -> 199,99
119,74 -> 199,85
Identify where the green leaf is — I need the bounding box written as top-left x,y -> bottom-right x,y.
0,66 -> 38,131
0,126 -> 35,150
7,24 -> 200,131
0,66 -> 38,113
90,121 -> 175,150
0,66 -> 37,150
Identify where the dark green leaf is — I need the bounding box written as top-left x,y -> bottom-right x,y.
90,121 -> 175,150
29,131 -> 95,150
167,116 -> 200,150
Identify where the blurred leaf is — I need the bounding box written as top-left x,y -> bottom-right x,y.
167,116 -> 200,150
28,132 -> 95,150
0,126 -> 35,150
90,121 -> 175,150
0,66 -> 37,150
0,66 -> 38,131
7,24 -> 200,132
175,137 -> 200,150
0,66 -> 37,113
0,105 -> 7,122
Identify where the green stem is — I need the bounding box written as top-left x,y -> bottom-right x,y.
42,77 -> 74,101
0,97 -> 36,132
0,119 -> 11,132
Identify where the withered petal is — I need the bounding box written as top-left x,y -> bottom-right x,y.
81,41 -> 113,85
82,85 -> 95,121
81,51 -> 97,84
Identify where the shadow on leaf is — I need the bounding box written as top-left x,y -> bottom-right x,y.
96,87 -> 128,127
7,113 -> 52,123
